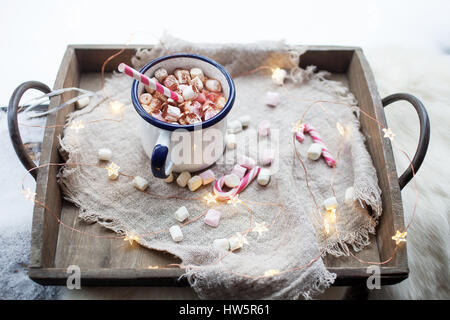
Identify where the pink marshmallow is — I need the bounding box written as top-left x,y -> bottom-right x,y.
259,148 -> 274,165
231,164 -> 247,180
199,169 -> 215,185
238,155 -> 256,169
204,209 -> 221,228
258,120 -> 271,136
265,91 -> 279,107
195,92 -> 206,104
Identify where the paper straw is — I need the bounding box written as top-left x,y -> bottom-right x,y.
118,63 -> 183,102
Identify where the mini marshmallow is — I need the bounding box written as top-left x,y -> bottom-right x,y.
174,206 -> 189,222
182,85 -> 197,101
191,76 -> 204,91
345,187 -> 355,205
167,105 -> 181,120
132,176 -> 149,191
307,143 -> 323,160
239,155 -> 256,169
187,175 -> 202,192
226,134 -> 237,149
231,164 -> 247,180
272,68 -> 287,85
98,148 -> 112,161
154,67 -> 168,82
199,169 -> 215,185
324,197 -> 338,211
213,238 -> 230,251
238,115 -> 251,127
139,93 -> 152,105
215,96 -> 226,109
265,91 -> 280,107
204,209 -> 221,228
227,119 -> 243,133
163,75 -> 179,91
164,173 -> 174,183
169,225 -> 183,242
176,171 -> 191,187
258,120 -> 271,136
205,79 -> 222,92
259,148 -> 274,165
75,96 -> 90,109
257,168 -> 271,186
174,69 -> 191,84
224,174 -> 240,188
190,68 -> 205,82
229,236 -> 242,251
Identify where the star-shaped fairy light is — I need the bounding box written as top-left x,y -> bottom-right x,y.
336,122 -> 346,136
69,120 -> 85,132
383,128 -> 395,141
203,192 -> 217,205
235,232 -> 249,248
227,194 -> 242,206
148,265 -> 159,269
252,221 -> 269,237
105,162 -> 120,180
324,208 -> 337,234
123,231 -> 140,246
110,100 -> 124,114
392,230 -> 407,245
21,187 -> 36,202
291,120 -> 304,134
264,269 -> 281,277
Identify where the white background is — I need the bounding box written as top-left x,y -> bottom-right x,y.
1,0 -> 450,104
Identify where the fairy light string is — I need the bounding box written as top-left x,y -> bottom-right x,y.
17,46 -> 417,280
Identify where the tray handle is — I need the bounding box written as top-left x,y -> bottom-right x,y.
8,81 -> 51,180
382,93 -> 430,190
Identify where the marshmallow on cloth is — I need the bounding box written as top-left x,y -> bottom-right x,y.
132,176 -> 149,191
231,164 -> 247,180
227,119 -> 243,134
98,148 -> 112,161
176,171 -> 191,187
213,238 -> 230,251
199,169 -> 215,185
224,174 -> 240,188
265,91 -> 279,107
169,225 -> 183,242
75,96 -> 90,109
187,175 -> 202,191
164,173 -> 174,183
239,155 -> 256,169
204,209 -> 221,228
307,143 -> 323,160
174,206 -> 189,222
257,168 -> 271,186
258,120 -> 271,136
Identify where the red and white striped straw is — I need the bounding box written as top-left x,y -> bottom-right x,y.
118,63 -> 184,102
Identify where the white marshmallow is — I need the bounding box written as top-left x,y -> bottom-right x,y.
169,225 -> 183,242
164,173 -> 174,183
224,174 -> 240,188
187,175 -> 202,191
176,171 -> 191,187
257,168 -> 271,186
213,238 -> 230,251
265,91 -> 279,107
191,76 -> 204,91
238,115 -> 251,127
324,197 -> 338,211
205,79 -> 222,92
345,187 -> 355,205
227,119 -> 243,133
132,176 -> 149,191
215,96 -> 226,109
307,143 -> 323,160
167,105 -> 181,119
174,206 -> 189,222
182,85 -> 197,101
98,148 -> 112,161
190,68 -> 205,83
76,96 -> 90,109
226,134 -> 237,149
154,68 -> 168,82
229,236 -> 242,251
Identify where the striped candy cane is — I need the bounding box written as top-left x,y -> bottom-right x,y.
303,123 -> 336,167
214,166 -> 261,201
118,63 -> 184,102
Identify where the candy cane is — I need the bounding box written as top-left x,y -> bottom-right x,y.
214,166 -> 261,201
118,63 -> 184,102
303,123 -> 336,167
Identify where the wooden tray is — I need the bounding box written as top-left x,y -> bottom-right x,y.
8,45 -> 430,287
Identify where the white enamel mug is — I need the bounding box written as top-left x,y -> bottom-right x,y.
131,54 -> 236,179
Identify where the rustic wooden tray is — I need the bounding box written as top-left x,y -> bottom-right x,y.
8,45 -> 430,287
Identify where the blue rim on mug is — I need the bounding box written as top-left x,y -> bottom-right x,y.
131,53 -> 236,131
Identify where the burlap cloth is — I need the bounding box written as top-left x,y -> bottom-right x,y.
58,38 -> 381,299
